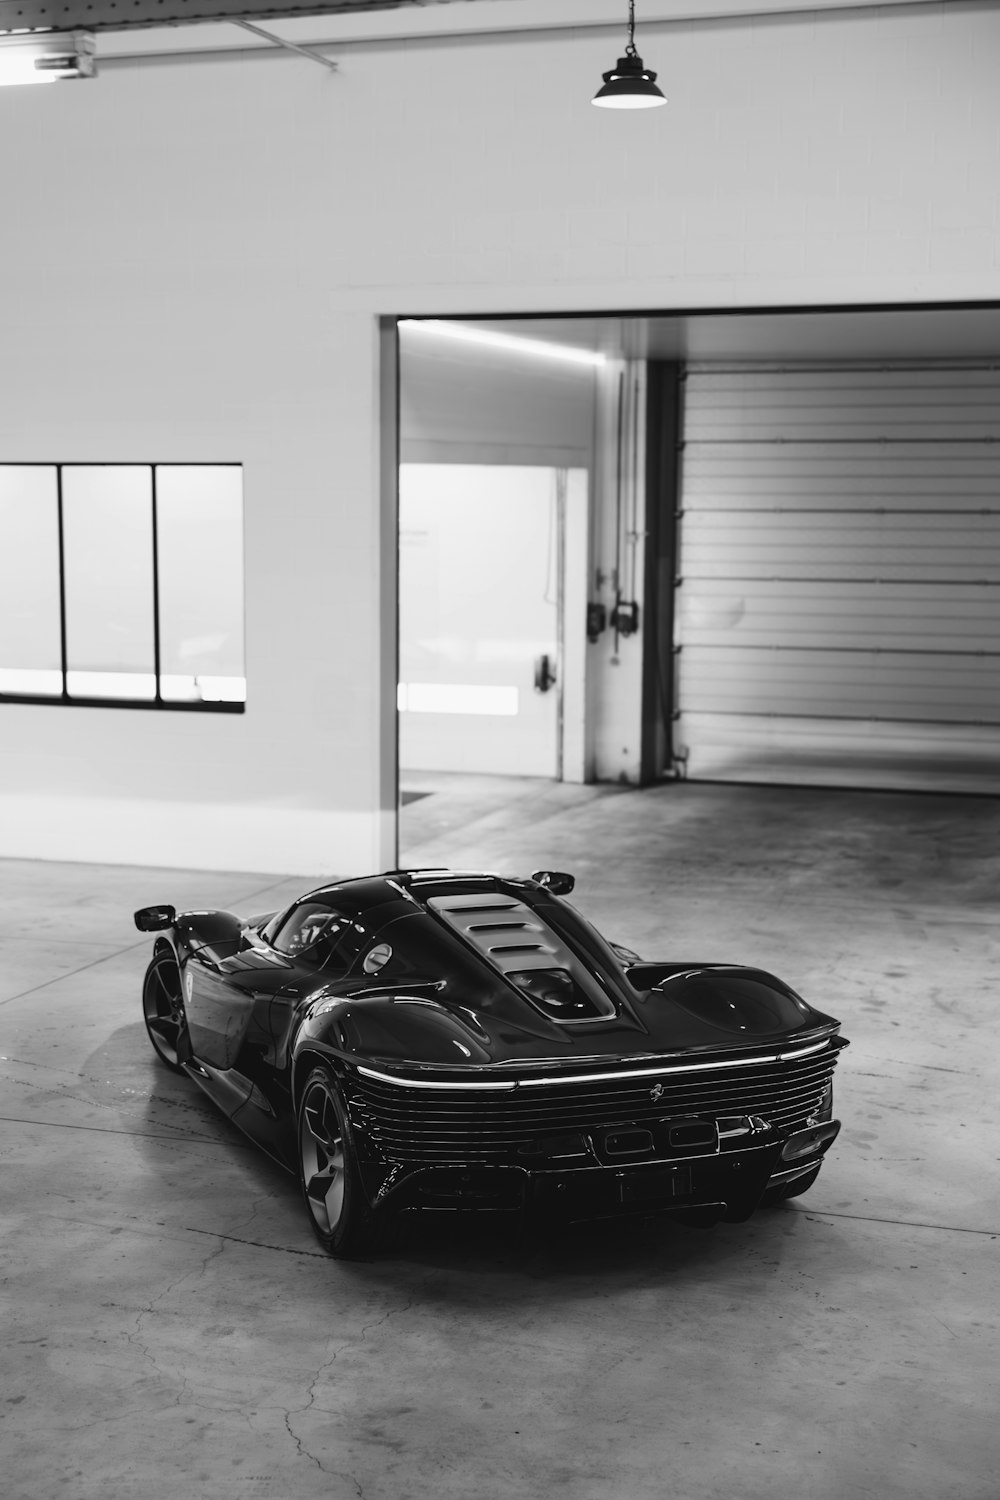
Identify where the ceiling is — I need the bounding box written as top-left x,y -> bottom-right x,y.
452,307 -> 1000,364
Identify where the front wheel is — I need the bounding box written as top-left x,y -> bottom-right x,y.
142,951 -> 187,1071
297,1068 -> 383,1258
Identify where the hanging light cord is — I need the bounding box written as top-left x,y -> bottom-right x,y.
626,0 -> 638,58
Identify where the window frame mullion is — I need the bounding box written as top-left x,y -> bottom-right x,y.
55,463 -> 69,703
151,464 -> 162,705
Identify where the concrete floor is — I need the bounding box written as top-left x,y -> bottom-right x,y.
2,778 -> 998,1500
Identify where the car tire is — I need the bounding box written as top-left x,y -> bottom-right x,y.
297,1067 -> 383,1259
760,1162 -> 822,1208
142,951 -> 187,1071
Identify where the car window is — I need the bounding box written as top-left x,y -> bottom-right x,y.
268,901 -> 367,973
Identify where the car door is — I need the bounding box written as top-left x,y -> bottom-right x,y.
255,901 -> 368,1066
227,898 -> 370,1158
183,942 -> 294,1075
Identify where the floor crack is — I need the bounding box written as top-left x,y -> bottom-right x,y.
279,1294 -> 413,1479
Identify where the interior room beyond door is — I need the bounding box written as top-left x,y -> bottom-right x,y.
398,464 -> 571,778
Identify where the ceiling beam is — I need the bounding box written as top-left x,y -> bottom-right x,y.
0,0 -> 496,39
1,0 -> 952,44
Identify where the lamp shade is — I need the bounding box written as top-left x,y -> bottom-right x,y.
592,52 -> 666,109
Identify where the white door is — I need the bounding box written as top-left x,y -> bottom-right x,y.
399,464 -> 565,777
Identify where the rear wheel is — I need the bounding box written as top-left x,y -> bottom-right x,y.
142,951 -> 186,1071
297,1067 -> 383,1258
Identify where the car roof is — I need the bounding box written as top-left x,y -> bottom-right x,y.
300,870 -> 515,919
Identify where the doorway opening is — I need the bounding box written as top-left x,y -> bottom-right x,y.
393,302 -> 1000,869
395,317 -> 602,855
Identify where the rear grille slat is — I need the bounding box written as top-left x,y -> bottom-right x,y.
364,1084 -> 827,1132
353,1045 -> 842,1163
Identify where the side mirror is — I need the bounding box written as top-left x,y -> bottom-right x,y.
134,904 -> 176,932
531,870 -> 575,896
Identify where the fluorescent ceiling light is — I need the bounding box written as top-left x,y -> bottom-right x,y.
0,31 -> 96,86
399,319 -> 606,369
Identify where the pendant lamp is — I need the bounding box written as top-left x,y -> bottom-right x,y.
592,0 -> 666,110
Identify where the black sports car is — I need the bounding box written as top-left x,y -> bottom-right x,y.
136,867 -> 848,1257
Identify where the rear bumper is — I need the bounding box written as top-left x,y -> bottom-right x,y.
362,1118 -> 842,1225
763,1118 -> 841,1188
526,1143 -> 779,1224
364,1122 -> 839,1224
374,1149 -> 775,1223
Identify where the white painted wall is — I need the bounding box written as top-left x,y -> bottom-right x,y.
0,296 -> 389,875
0,1 -> 997,872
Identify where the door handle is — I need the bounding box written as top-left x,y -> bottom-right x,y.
533,653 -> 557,694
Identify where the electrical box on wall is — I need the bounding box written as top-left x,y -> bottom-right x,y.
587,602 -> 608,642
611,600 -> 640,636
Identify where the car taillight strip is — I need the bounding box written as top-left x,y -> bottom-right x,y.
356,1037 -> 837,1092
356,1066 -> 517,1091
516,1039 -> 834,1086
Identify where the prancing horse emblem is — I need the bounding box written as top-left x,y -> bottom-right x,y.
650,1083 -> 666,1102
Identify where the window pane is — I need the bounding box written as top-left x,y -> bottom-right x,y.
156,466 -> 245,704
0,466 -> 62,696
62,466 -> 155,700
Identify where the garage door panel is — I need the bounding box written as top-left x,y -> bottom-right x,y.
683,444 -> 1000,507
679,714 -> 1000,794
685,416 -> 1000,442
685,370 -> 1000,443
675,361 -> 1000,791
677,580 -> 1000,654
686,367 -> 1000,395
682,512 -> 1000,583
679,646 -> 1000,722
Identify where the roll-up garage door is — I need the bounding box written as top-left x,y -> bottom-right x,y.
674,362 -> 1000,793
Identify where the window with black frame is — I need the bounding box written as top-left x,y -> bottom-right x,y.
0,463 -> 245,711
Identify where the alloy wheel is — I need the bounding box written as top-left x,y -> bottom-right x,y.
299,1077 -> 347,1235
142,953 -> 185,1069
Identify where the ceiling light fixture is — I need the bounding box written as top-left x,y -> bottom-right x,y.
0,31 -> 96,87
592,1 -> 665,110
398,320 -> 607,369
